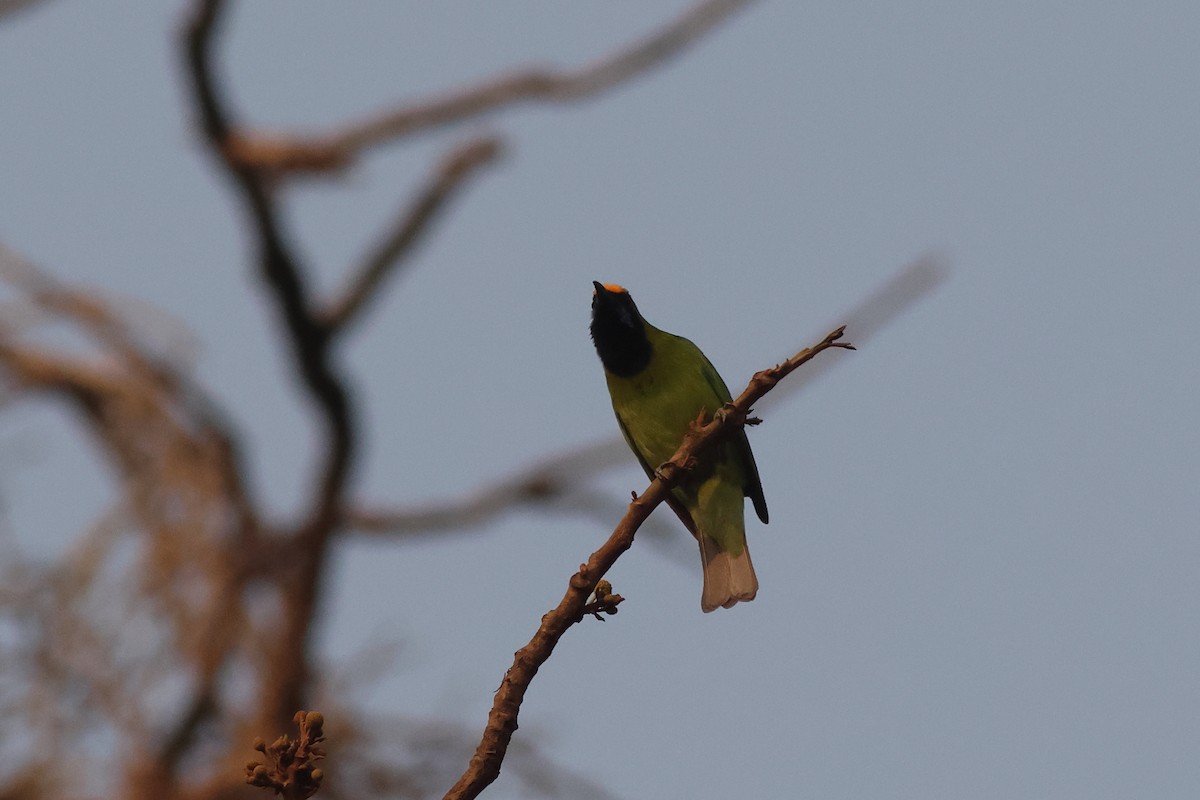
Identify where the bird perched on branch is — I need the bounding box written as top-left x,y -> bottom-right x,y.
589,282 -> 768,612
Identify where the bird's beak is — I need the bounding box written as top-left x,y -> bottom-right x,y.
592,280 -> 606,295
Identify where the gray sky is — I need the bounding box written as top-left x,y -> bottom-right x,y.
2,2 -> 1199,798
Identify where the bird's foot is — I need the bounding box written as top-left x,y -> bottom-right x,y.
654,458 -> 694,483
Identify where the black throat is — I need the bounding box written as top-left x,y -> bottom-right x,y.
591,290 -> 652,378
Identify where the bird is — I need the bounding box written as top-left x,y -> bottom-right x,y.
589,281 -> 768,612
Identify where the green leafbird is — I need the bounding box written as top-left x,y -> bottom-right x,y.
590,282 -> 768,612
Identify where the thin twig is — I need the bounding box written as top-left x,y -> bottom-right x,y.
341,436 -> 628,535
324,136 -> 503,333
442,326 -> 852,800
758,253 -> 947,412
225,0 -> 758,173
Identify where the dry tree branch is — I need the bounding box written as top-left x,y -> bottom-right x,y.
1,244 -> 178,390
0,0 -> 53,20
341,437 -> 628,535
182,0 -> 354,533
342,438 -> 690,568
0,250 -> 257,516
442,326 -> 854,800
324,136 -> 504,334
0,249 -> 270,798
181,0 -> 359,743
757,253 -> 947,412
335,0 -> 757,147
224,0 -> 759,174
342,446 -> 689,570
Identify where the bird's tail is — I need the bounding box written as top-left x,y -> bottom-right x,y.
699,532 -> 758,613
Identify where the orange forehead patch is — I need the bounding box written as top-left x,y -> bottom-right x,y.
598,283 -> 627,294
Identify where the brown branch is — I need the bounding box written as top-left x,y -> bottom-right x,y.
756,253 -> 947,413
1,244 -> 262,569
224,0 -> 758,174
442,326 -> 853,800
345,473 -> 689,569
0,0 -> 54,20
0,244 -> 176,390
180,0 -> 355,735
181,0 -> 353,530
341,437 -> 629,535
0,247 -> 275,800
324,136 -> 503,333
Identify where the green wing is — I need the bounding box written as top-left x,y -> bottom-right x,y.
605,325 -> 768,529
696,349 -> 769,525
613,411 -> 700,536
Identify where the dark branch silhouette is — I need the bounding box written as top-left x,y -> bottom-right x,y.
182,0 -> 356,745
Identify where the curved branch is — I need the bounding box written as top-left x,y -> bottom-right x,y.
181,0 -> 353,533
340,0 -> 756,147
342,436 -> 628,535
223,0 -> 758,173
180,0 -> 356,733
324,136 -> 504,334
758,253 -> 947,412
442,326 -> 853,800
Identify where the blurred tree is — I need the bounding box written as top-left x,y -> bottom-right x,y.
0,2 -> 759,798
0,1 -> 937,798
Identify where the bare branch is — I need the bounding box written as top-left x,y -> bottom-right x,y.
341,0 -> 756,145
0,249 -> 258,537
832,253 -> 947,345
0,0 -> 54,20
341,437 -> 628,535
0,244 -> 170,383
224,0 -> 759,174
0,261 -> 268,798
324,136 -> 503,333
443,326 -> 852,800
755,252 -> 946,412
181,0 -> 354,534
180,0 -> 359,745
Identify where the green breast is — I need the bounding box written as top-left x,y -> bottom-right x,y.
605,326 -> 733,473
